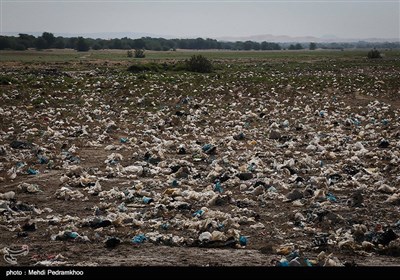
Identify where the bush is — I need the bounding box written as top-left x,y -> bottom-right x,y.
127,50 -> 133,57
127,60 -> 212,74
368,49 -> 382,59
171,62 -> 187,71
134,49 -> 145,58
185,55 -> 213,73
127,63 -> 161,73
0,76 -> 14,85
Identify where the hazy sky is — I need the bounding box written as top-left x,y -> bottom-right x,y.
1,0 -> 399,39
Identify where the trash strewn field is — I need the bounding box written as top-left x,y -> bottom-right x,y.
1,49 -> 400,266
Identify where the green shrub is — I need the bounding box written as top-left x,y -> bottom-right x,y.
127,50 -> 133,57
134,49 -> 145,58
127,60 -> 212,74
368,49 -> 382,59
0,76 -> 14,85
127,63 -> 161,73
185,55 -> 213,73
171,62 -> 187,71
127,64 -> 146,73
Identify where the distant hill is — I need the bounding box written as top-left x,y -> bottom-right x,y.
216,34 -> 399,43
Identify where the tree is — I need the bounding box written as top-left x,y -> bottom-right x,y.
309,42 -> 317,50
54,37 -> 65,49
260,41 -> 281,50
42,32 -> 55,48
289,43 -> 303,50
0,36 -> 10,50
243,41 -> 253,50
149,41 -> 162,51
110,39 -> 122,49
235,41 -> 244,50
36,37 -> 47,50
18,33 -> 36,49
194,37 -> 205,49
92,44 -> 102,50
66,37 -> 78,49
132,38 -> 145,49
13,43 -> 26,51
253,42 -> 261,50
295,43 -> 303,50
76,37 -> 90,52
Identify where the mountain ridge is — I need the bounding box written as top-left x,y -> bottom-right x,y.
215,34 -> 399,43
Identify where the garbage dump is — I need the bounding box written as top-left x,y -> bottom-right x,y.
1,54 -> 399,266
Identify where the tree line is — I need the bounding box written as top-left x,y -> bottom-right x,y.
0,32 -> 282,51
0,32 -> 398,51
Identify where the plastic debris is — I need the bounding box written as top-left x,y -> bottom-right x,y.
326,193 -> 338,203
199,231 -> 212,242
233,132 -> 245,140
27,168 -> 39,175
10,140 -> 33,149
132,234 -> 147,244
142,196 -> 154,204
1,52 -> 400,266
0,191 -> 16,200
239,235 -> 248,246
120,137 -> 128,143
18,183 -> 41,193
378,139 -> 390,148
213,180 -> 223,193
192,209 -> 205,218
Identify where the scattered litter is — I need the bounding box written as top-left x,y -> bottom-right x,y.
1,53 -> 399,266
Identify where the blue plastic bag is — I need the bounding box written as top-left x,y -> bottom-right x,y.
142,197 -> 154,204
192,209 -> 205,218
27,168 -> 39,175
214,181 -> 223,193
132,234 -> 147,244
326,192 -> 337,202
239,235 -> 248,246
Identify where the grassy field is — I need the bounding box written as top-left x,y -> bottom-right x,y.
1,48 -> 400,64
1,48 -> 399,102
